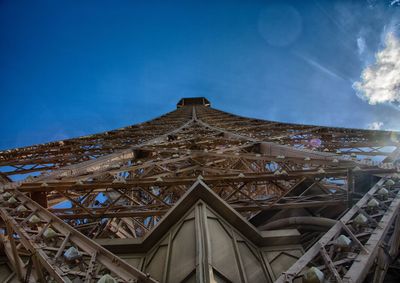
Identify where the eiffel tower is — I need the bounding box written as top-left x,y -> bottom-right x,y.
1,97 -> 400,283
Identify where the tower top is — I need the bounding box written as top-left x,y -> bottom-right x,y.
177,97 -> 211,108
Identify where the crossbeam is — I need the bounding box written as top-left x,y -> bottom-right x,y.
0,190 -> 158,282
274,176 -> 400,283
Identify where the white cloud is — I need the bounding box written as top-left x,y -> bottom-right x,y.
357,36 -> 366,55
391,0 -> 400,7
367,121 -> 384,130
353,32 -> 400,108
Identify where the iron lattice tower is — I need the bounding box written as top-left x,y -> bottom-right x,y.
0,97 -> 400,283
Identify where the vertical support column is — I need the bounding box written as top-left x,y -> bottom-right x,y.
372,247 -> 388,283
33,254 -> 45,282
195,202 -> 214,283
231,228 -> 248,283
162,232 -> 173,283
5,221 -> 23,281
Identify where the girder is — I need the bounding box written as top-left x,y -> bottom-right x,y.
0,98 -> 399,282
0,190 -> 157,282
274,176 -> 400,283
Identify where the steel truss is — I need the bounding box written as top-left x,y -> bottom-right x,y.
0,97 -> 399,282
274,176 -> 400,283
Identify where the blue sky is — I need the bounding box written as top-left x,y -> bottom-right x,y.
1,0 -> 399,150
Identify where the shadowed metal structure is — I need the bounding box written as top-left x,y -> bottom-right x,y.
0,97 -> 400,282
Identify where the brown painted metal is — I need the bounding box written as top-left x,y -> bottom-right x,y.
0,98 -> 399,282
